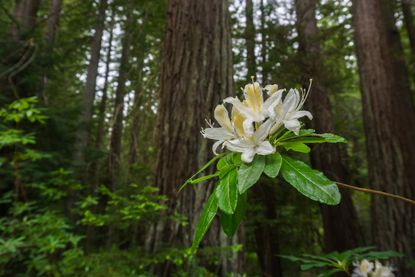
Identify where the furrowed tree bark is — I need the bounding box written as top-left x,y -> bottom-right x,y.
151,0 -> 237,275
92,11 -> 115,188
108,9 -> 133,190
246,0 -> 256,79
44,0 -> 63,48
260,0 -> 268,83
401,0 -> 415,60
352,0 -> 415,274
11,0 -> 42,40
295,0 -> 361,253
73,0 -> 107,178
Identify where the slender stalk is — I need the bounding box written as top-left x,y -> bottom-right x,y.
336,181 -> 415,205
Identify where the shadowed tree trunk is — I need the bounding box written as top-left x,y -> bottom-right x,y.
295,0 -> 361,252
92,11 -> 115,188
11,0 -> 42,40
352,0 -> 415,274
260,0 -> 268,83
246,2 -> 283,275
251,180 -> 284,277
401,0 -> 415,60
44,0 -> 63,48
245,0 -> 256,79
108,8 -> 133,190
150,0 -> 237,275
73,0 -> 107,178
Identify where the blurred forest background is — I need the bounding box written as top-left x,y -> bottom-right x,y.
1,0 -> 415,276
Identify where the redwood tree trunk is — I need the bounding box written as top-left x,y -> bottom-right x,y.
151,0 -> 235,274
73,0 -> 107,177
11,0 -> 42,40
245,0 -> 256,78
295,0 -> 361,253
352,0 -> 415,274
108,9 -> 133,189
44,0 -> 63,48
401,0 -> 415,59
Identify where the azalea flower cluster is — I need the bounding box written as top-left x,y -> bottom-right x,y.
201,80 -> 312,163
352,259 -> 395,277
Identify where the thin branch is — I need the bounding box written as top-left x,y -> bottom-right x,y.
336,181 -> 415,206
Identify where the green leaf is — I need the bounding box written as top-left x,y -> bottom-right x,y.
237,155 -> 265,194
220,192 -> 246,237
215,169 -> 238,214
280,155 -> 341,205
179,153 -> 226,191
264,153 -> 282,178
280,142 -> 311,153
191,193 -> 218,251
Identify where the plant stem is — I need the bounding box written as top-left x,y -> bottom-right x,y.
336,181 -> 415,205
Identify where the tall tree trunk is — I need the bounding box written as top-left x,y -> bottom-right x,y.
11,0 -> 42,40
251,181 -> 284,277
150,0 -> 235,275
245,0 -> 256,79
260,0 -> 268,83
401,0 -> 415,60
352,0 -> 415,274
44,0 -> 63,48
73,0 -> 107,177
246,2 -> 283,275
128,50 -> 145,166
108,9 -> 133,190
295,0 -> 361,252
92,11 -> 115,188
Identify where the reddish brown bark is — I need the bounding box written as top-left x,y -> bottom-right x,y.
73,0 -> 107,176
295,0 -> 361,252
151,0 -> 236,275
352,0 -> 415,274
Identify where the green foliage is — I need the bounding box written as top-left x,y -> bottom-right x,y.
188,129 -> 344,250
280,155 -> 341,205
237,155 -> 265,194
281,247 -> 403,276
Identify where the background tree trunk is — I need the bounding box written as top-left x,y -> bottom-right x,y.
11,0 -> 42,40
245,0 -> 256,79
401,0 -> 415,60
44,0 -> 63,48
295,0 -> 361,252
108,9 -> 133,190
260,0 -> 268,83
352,0 -> 415,274
73,0 -> 107,177
150,0 -> 236,274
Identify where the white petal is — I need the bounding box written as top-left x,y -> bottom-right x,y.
283,89 -> 300,114
253,119 -> 273,142
284,119 -> 301,135
224,138 -> 251,153
212,140 -> 224,155
291,110 -> 313,120
255,141 -> 275,155
203,127 -> 234,140
214,104 -> 233,131
264,84 -> 278,95
243,119 -> 254,136
224,97 -> 264,122
241,149 -> 256,163
263,90 -> 283,117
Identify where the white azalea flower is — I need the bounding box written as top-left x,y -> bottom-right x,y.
224,119 -> 275,163
373,261 -> 395,277
269,81 -> 313,135
352,259 -> 374,277
223,82 -> 283,136
201,104 -> 238,154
